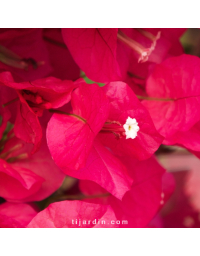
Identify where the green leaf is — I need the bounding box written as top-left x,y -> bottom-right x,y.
80,71 -> 105,87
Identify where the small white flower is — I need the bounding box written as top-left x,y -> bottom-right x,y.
123,117 -> 140,139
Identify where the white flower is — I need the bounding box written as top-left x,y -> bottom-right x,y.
123,117 -> 140,139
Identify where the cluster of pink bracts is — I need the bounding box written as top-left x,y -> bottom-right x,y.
0,28 -> 199,228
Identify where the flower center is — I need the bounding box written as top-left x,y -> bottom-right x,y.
123,117 -> 140,139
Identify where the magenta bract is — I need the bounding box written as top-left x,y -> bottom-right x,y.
99,81 -> 163,160
47,82 -> 110,170
79,156 -> 165,227
27,200 -> 119,228
62,28 -> 121,83
142,54 -> 200,140
60,138 -> 132,200
0,202 -> 38,228
43,28 -> 80,81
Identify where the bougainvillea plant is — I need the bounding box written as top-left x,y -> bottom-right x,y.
1,28 -> 200,228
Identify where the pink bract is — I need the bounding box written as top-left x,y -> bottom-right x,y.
27,200 -> 119,228
62,28 -> 185,85
59,138 -> 132,200
99,81 -> 163,160
0,202 -> 38,228
47,82 -> 110,170
80,156 -> 165,227
164,121 -> 200,153
142,54 -> 200,140
43,28 -> 80,81
62,28 -> 121,83
0,158 -> 44,201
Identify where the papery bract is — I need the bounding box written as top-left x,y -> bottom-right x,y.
99,81 -> 163,160
62,28 -> 121,83
14,97 -> 43,153
110,156 -> 165,227
142,54 -> 200,141
27,200 -> 119,228
47,82 -> 110,170
164,121 -> 200,152
43,28 -> 80,81
60,138 -> 132,200
0,158 -> 44,201
0,202 -> 38,228
80,156 -> 165,227
62,28 -> 185,85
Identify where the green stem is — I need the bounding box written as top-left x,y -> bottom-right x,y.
2,97 -> 19,108
136,95 -> 173,101
57,192 -> 110,201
